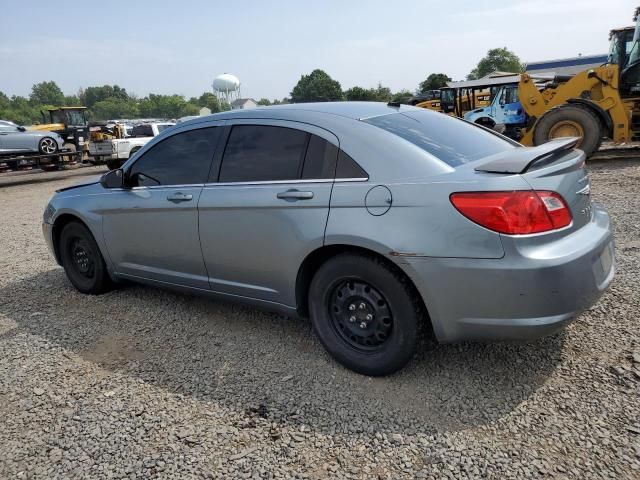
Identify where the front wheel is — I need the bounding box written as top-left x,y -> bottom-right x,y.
309,253 -> 420,376
59,221 -> 112,294
38,137 -> 58,155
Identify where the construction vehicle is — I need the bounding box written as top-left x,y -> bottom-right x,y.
461,7 -> 640,157
440,87 -> 493,115
29,107 -> 89,154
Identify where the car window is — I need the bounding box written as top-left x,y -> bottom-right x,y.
132,125 -> 153,137
129,127 -> 219,186
220,125 -> 309,182
0,125 -> 19,132
336,150 -> 368,178
301,135 -> 338,179
363,110 -> 515,167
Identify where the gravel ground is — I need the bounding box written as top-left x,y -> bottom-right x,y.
0,160 -> 638,479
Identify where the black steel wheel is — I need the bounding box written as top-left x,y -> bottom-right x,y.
329,280 -> 393,350
59,221 -> 112,294
309,253 -> 421,376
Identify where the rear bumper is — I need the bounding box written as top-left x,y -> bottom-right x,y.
399,204 -> 615,343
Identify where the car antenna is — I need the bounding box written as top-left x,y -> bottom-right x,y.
387,101 -> 402,107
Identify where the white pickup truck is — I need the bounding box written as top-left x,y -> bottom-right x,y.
89,122 -> 175,169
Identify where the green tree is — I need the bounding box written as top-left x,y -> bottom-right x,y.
467,47 -> 523,80
291,69 -> 343,102
391,89 -> 414,103
29,81 -> 64,106
83,85 -> 130,108
345,84 -> 392,102
344,86 -> 376,101
419,73 -> 452,93
257,98 -> 272,106
197,92 -> 222,112
92,98 -> 140,119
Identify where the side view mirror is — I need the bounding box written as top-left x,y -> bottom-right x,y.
17,126 -> 26,132
100,168 -> 124,189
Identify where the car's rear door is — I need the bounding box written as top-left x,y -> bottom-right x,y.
198,120 -> 338,306
102,124 -> 222,289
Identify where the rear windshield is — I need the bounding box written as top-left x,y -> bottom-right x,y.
363,110 -> 515,167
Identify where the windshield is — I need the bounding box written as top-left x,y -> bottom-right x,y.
363,110 -> 515,167
50,110 -> 86,126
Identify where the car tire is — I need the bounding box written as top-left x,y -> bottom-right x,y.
309,253 -> 420,376
59,221 -> 112,294
533,104 -> 602,156
38,137 -> 58,155
106,160 -> 120,170
129,147 -> 141,159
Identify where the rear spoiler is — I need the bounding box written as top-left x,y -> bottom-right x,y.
475,137 -> 580,174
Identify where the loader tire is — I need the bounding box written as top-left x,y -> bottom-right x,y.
533,104 -> 603,157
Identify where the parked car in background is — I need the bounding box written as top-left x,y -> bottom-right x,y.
42,102 -> 614,375
0,122 -> 65,156
89,122 -> 175,170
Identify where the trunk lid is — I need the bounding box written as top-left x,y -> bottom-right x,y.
474,138 -> 591,232
520,147 -> 592,232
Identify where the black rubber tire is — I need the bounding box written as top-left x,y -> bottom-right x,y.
129,147 -> 141,159
59,221 -> 112,294
38,136 -> 58,155
106,160 -> 120,170
533,104 -> 603,157
309,253 -> 420,376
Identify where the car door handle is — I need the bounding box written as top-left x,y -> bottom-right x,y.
166,192 -> 193,203
277,189 -> 314,200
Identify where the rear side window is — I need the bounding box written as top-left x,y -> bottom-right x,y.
302,135 -> 338,179
336,150 -> 368,178
129,127 -> 219,186
363,110 -> 515,167
220,125 -> 308,182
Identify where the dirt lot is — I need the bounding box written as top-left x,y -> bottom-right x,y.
0,160 -> 639,479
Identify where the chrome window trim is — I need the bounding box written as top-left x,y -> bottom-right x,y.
107,178 -> 369,191
202,177 -> 369,187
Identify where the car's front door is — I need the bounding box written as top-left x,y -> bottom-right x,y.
198,121 -> 338,306
0,125 -> 29,152
102,125 -> 222,289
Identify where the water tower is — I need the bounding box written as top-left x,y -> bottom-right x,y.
212,73 -> 241,103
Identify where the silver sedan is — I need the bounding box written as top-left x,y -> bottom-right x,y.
42,102 -> 615,375
0,122 -> 64,155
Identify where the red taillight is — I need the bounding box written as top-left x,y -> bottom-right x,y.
450,190 -> 572,235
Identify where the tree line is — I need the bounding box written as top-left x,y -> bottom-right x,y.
0,47 -> 522,125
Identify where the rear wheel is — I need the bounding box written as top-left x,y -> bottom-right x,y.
533,104 -> 602,156
59,221 -> 112,294
309,253 -> 420,376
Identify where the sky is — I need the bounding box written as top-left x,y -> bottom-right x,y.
0,0 -> 636,100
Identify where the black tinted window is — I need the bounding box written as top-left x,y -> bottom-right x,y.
132,125 -> 153,137
220,125 -> 308,182
363,110 -> 515,167
129,127 -> 219,186
302,135 -> 338,179
336,150 -> 368,178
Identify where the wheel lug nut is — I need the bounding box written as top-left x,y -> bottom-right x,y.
359,322 -> 367,329
359,302 -> 366,310
348,304 -> 356,311
366,314 -> 373,321
349,316 -> 356,323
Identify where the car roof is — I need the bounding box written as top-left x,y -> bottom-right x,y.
193,102 -> 422,123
